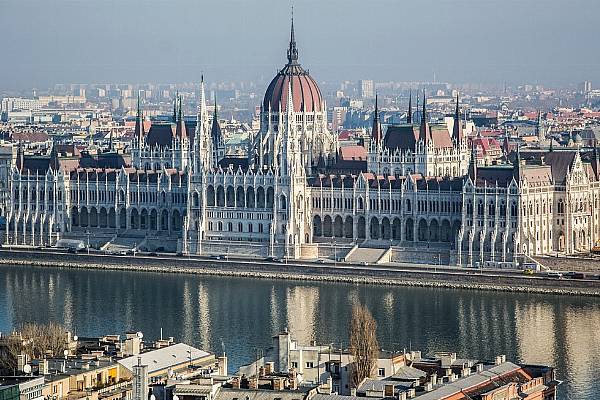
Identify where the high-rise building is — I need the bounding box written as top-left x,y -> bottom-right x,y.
359,79 -> 374,99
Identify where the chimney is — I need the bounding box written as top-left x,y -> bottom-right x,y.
288,369 -> 298,390
398,392 -> 407,400
273,378 -> 284,391
248,377 -> 258,390
424,382 -> 433,392
231,377 -> 241,389
384,384 -> 395,397
429,373 -> 437,386
289,377 -> 297,391
407,388 -> 416,398
39,359 -> 49,375
265,362 -> 274,375
218,356 -> 228,376
259,366 -> 265,378
476,363 -> 484,373
495,356 -> 503,366
350,388 -> 357,396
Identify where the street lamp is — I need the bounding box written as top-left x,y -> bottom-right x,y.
85,230 -> 90,254
333,240 -> 337,267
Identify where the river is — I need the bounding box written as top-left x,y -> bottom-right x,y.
0,264 -> 598,399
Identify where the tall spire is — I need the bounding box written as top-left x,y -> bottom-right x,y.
452,93 -> 462,144
199,75 -> 207,118
178,94 -> 183,121
536,110 -> 544,140
372,93 -> 382,143
211,97 -> 222,146
419,91 -> 428,142
134,91 -> 145,145
407,91 -> 412,124
287,6 -> 299,65
172,92 -> 178,123
469,142 -> 478,181
175,94 -> 187,140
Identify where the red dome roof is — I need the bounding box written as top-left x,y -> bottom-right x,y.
263,65 -> 323,113
262,17 -> 323,113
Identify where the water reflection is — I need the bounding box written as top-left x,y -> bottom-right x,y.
0,264 -> 598,399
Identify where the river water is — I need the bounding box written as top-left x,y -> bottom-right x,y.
0,264 -> 598,399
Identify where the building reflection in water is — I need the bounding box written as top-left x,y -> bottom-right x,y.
286,286 -> 319,345
0,265 -> 599,398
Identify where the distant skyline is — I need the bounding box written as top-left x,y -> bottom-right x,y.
1,0 -> 599,90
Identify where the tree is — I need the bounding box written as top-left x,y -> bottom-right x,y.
349,303 -> 379,388
0,322 -> 67,373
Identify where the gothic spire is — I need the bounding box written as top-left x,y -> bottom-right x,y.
175,95 -> 187,140
211,98 -> 222,146
372,93 -> 382,143
452,93 -> 462,144
419,91 -> 428,142
287,7 -> 299,65
172,92 -> 178,123
134,91 -> 145,144
407,90 -> 412,124
469,142 -> 478,182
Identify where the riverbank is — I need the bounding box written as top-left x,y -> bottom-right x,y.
1,249 -> 599,297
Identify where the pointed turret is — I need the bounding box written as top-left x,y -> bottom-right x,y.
175,95 -> 187,139
134,92 -> 145,145
419,91 -> 428,142
172,93 -> 178,123
211,99 -> 222,147
16,142 -> 24,172
513,144 -> 523,181
287,7 -> 299,65
468,142 -> 478,182
372,93 -> 382,143
50,143 -> 59,171
536,110 -> 544,140
452,93 -> 462,145
406,91 -> 412,124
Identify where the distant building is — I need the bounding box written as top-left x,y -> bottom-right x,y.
359,80 -> 374,99
1,98 -> 42,113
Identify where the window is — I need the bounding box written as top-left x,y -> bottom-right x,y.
291,362 -> 298,369
306,362 -> 314,368
378,368 -> 385,377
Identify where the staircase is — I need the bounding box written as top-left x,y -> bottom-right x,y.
345,247 -> 389,264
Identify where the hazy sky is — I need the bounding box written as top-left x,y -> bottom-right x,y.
1,0 -> 599,90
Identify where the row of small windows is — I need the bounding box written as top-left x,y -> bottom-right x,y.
203,186 -> 286,209
208,221 -> 268,234
466,200 -> 518,218
14,188 -> 63,202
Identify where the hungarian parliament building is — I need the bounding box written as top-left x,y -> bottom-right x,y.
3,20 -> 600,266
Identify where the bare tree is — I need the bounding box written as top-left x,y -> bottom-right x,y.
349,303 -> 379,388
0,322 -> 67,372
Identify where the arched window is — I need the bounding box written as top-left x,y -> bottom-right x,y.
280,194 -> 287,210
558,199 -> 565,214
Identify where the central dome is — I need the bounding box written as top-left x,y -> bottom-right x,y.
262,18 -> 323,113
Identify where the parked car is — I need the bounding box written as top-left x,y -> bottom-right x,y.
523,269 -> 535,275
546,271 -> 563,279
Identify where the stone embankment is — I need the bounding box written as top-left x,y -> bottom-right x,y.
0,250 -> 599,297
